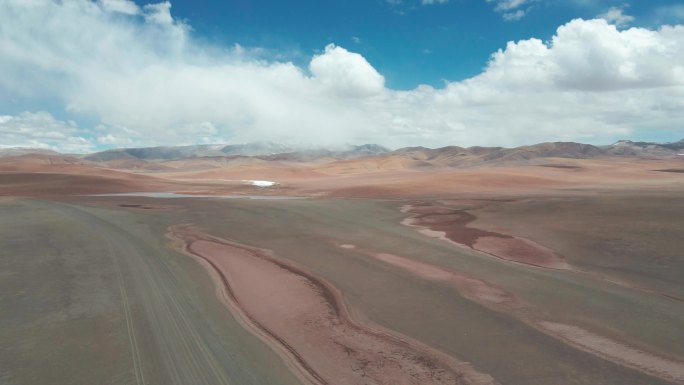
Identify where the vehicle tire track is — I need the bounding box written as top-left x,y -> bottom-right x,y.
61,203 -> 237,385
105,236 -> 147,385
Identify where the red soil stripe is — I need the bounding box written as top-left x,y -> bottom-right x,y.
401,204 -> 569,269
168,225 -> 499,385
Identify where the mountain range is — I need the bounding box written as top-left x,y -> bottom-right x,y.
1,140 -> 682,170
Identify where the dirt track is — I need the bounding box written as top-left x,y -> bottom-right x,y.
0,200 -> 300,385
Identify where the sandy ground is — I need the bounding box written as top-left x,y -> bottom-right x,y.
401,203 -> 569,269
333,241 -> 684,384
463,192 -> 684,301
2,154 -> 684,385
349,239 -> 684,384
162,196 -> 675,383
538,322 -> 684,384
169,226 -> 497,385
0,200 -> 302,385
4,196 -> 682,385
2,155 -> 683,198
367,252 -> 518,309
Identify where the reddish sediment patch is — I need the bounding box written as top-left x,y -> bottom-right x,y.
473,237 -> 570,270
359,249 -> 684,384
370,253 -> 517,309
168,226 -> 498,385
402,203 -> 569,269
538,322 -> 684,384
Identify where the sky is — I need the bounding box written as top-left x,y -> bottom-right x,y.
0,0 -> 683,152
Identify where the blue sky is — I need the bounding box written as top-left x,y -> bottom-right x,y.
168,0 -> 684,89
0,0 -> 683,151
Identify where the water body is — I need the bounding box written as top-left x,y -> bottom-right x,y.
90,192 -> 306,200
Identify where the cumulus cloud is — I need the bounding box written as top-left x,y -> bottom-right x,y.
599,6 -> 634,27
422,0 -> 449,5
309,44 -> 385,97
483,19 -> 684,91
0,1 -> 683,151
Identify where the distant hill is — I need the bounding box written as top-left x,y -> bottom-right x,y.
3,140 -> 682,171
0,148 -> 61,157
0,153 -> 96,173
84,143 -> 294,161
386,142 -> 602,167
385,140 -> 683,168
84,142 -> 391,162
83,142 -> 297,161
605,140 -> 684,157
262,144 -> 391,162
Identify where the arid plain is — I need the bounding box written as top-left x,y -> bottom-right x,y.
1,142 -> 684,385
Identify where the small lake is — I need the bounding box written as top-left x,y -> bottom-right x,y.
90,192 -> 306,200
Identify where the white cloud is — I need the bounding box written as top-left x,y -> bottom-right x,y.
309,44 -> 385,97
599,6 -> 634,27
422,0 -> 449,5
143,1 -> 174,25
489,0 -> 529,12
654,5 -> 684,22
486,0 -> 532,20
0,112 -> 94,153
0,1 -> 683,151
503,10 -> 526,21
98,0 -> 140,15
481,19 -> 684,91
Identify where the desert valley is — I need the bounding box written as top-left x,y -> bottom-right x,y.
1,140 -> 683,385
3,1 -> 684,383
